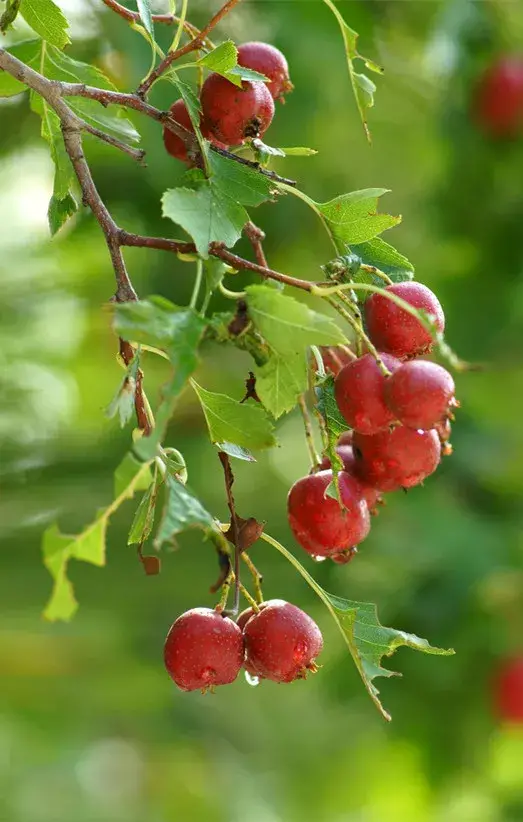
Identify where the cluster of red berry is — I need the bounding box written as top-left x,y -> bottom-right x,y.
162,42 -> 292,163
164,600 -> 322,692
287,280 -> 457,564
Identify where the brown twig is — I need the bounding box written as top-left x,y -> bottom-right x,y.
136,0 -> 244,98
244,221 -> 268,267
218,451 -> 241,615
100,0 -> 201,37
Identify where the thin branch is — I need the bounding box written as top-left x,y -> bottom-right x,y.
244,221 -> 268,267
136,0 -> 244,98
82,121 -> 147,164
100,0 -> 202,36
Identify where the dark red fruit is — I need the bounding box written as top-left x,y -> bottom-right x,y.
200,73 -> 275,145
385,360 -> 456,430
331,547 -> 358,565
317,445 -> 381,510
475,57 -> 523,138
494,657 -> 523,723
163,99 -> 227,163
334,353 -> 402,435
319,345 -> 355,377
237,41 -> 293,102
288,469 -> 370,558
353,426 -> 441,492
364,282 -> 445,359
243,599 -> 323,682
164,607 -> 244,692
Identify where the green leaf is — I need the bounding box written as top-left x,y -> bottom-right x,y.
172,76 -> 201,128
1,0 -> 23,34
315,189 -> 400,251
217,443 -> 256,462
203,257 -> 227,299
0,40 -> 40,96
191,380 -> 277,451
245,284 -> 347,417
113,452 -> 153,498
262,532 -> 454,721
30,91 -> 75,199
48,192 -> 77,235
106,353 -> 140,428
128,482 -> 157,545
162,182 -> 248,257
321,0 -> 381,141
350,236 -> 415,287
42,456 -> 153,621
155,475 -> 216,548
208,151 -> 274,208
198,41 -> 268,87
20,0 -> 70,49
137,0 -> 154,39
315,373 -> 347,498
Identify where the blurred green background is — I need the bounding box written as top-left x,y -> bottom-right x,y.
2,0 -> 523,819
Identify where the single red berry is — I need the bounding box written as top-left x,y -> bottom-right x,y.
164,607 -> 244,692
385,360 -> 456,430
163,99 -> 227,163
334,353 -> 402,435
317,445 -> 381,510
237,41 -> 293,102
243,599 -> 323,683
200,73 -> 275,145
494,657 -> 523,723
319,345 -> 356,377
288,469 -> 370,558
353,426 -> 441,492
162,99 -> 195,164
475,57 -> 523,138
364,282 -> 445,359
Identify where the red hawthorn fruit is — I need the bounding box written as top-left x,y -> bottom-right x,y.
334,352 -> 402,435
243,599 -> 323,682
364,281 -> 445,359
237,41 -> 293,102
475,57 -> 523,138
164,607 -> 244,691
163,99 -> 227,163
353,426 -> 441,492
287,469 -> 370,557
319,345 -> 356,377
317,445 -> 381,510
200,73 -> 275,145
385,360 -> 457,431
494,657 -> 523,723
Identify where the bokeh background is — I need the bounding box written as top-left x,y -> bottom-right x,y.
2,0 -> 523,819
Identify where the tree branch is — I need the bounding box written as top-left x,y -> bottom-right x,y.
100,0 -> 201,34
136,0 -> 244,98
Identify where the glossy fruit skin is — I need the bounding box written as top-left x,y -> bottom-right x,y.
317,445 -> 380,509
364,282 -> 445,359
243,599 -> 323,682
163,99 -> 227,163
200,73 -> 275,145
385,360 -> 456,430
288,469 -> 370,557
162,99 -> 194,163
335,353 -> 402,435
164,607 -> 244,691
475,57 -> 523,138
494,657 -> 523,723
353,426 -> 441,492
237,41 -> 292,102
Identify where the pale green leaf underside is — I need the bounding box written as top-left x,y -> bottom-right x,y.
155,475 -> 216,547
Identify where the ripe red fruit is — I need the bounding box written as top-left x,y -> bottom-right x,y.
319,345 -> 355,377
243,599 -> 323,682
317,445 -> 381,510
385,360 -> 456,430
353,426 -> 441,492
287,469 -> 370,558
334,353 -> 402,435
164,607 -> 244,692
475,57 -> 523,138
200,73 -> 275,145
163,99 -> 227,163
237,41 -> 293,102
364,282 -> 445,359
494,657 -> 523,723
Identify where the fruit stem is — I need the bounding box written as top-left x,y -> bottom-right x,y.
360,263 -> 393,286
298,393 -> 320,469
326,296 -> 391,376
189,258 -> 203,310
170,0 -> 188,53
242,553 -> 264,604
216,569 -> 233,612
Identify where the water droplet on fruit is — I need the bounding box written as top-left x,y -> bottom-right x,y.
245,671 -> 260,687
311,554 -> 327,563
